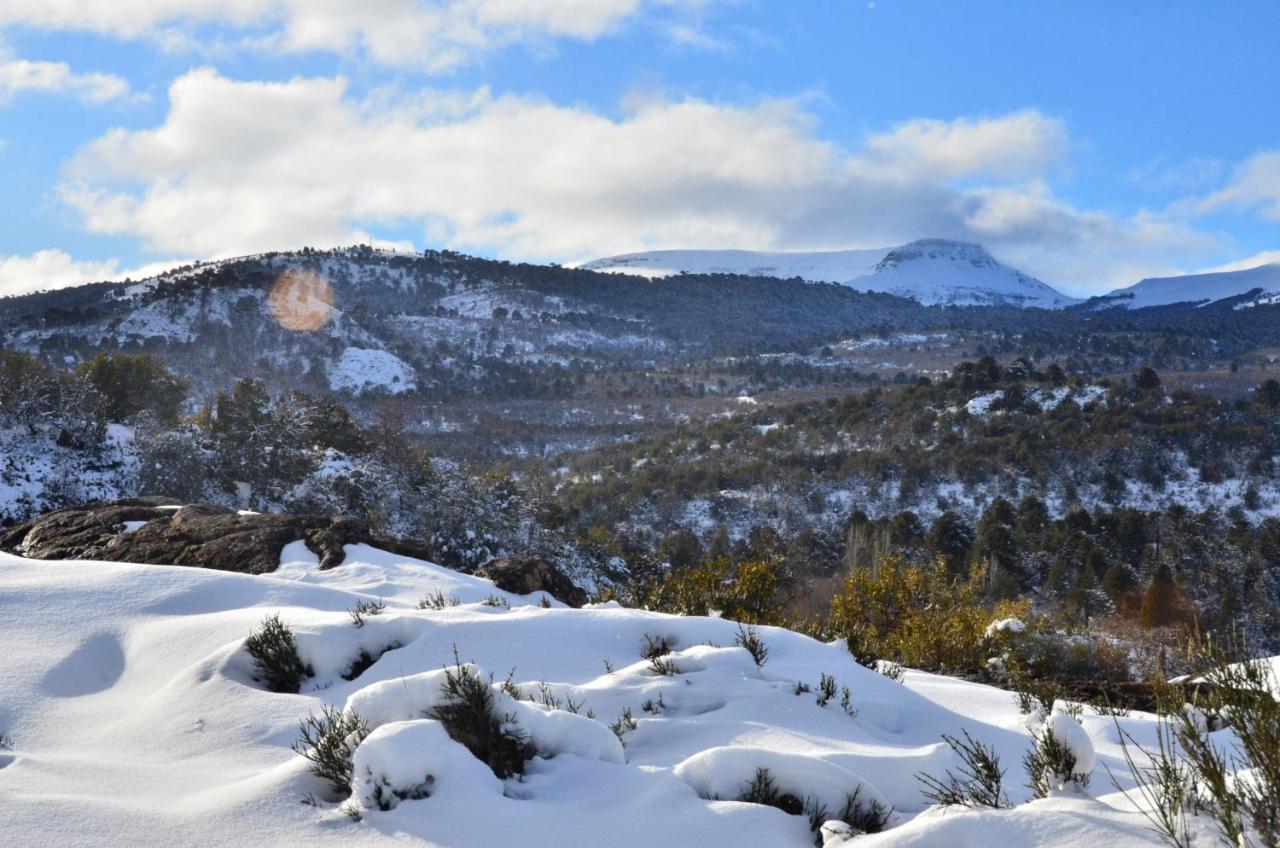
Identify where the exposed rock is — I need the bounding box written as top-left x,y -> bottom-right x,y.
0,498 -> 434,574
476,555 -> 587,607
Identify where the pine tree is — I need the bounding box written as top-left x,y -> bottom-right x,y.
1102,563 -> 1140,616
1139,563 -> 1187,629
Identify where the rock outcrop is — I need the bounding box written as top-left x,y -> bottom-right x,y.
476,555 -> 588,608
0,497 -> 435,574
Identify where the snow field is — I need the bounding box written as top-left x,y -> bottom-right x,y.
0,543 -> 1243,846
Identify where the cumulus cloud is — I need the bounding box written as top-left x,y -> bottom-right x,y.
0,58 -> 132,104
56,68 -> 1207,294
857,110 -> 1069,182
0,250 -> 188,297
0,0 -> 680,71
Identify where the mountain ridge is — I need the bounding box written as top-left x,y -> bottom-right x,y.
582,238 -> 1077,309
1089,261 -> 1280,310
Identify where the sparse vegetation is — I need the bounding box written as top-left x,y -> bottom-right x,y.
737,768 -> 891,840
417,590 -> 461,610
1105,719 -> 1197,848
347,599 -> 386,628
609,707 -> 637,744
1171,640 -> 1280,847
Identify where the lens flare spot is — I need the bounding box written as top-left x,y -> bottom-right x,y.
268,269 -> 334,331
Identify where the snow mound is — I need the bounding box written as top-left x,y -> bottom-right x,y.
345,664 -> 624,765
352,719 -> 501,810
1041,712 -> 1096,777
674,745 -> 889,815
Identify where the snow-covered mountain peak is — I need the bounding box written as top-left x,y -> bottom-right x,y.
871,238 -> 996,272
855,239 -> 1076,309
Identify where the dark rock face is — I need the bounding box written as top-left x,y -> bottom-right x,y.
476,555 -> 587,608
0,498 -> 435,574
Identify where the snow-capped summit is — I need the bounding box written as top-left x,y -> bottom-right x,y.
1089,261 -> 1280,310
850,239 -> 1076,308
582,239 -> 1077,309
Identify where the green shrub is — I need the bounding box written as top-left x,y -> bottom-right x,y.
429,654 -> 536,779
734,624 -> 769,667
245,614 -> 311,693
916,730 -> 1009,809
293,705 -> 369,797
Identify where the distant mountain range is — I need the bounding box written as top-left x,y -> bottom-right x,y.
582,239 -> 1077,309
4,244 -> 1279,420
584,240 -> 1280,313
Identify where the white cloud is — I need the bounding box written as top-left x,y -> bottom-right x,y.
1196,250 -> 1280,274
0,0 -> 673,71
857,110 -> 1069,182
56,68 -> 1211,294
0,58 -> 132,104
1198,150 -> 1280,221
0,249 -> 189,297
1127,156 -> 1225,193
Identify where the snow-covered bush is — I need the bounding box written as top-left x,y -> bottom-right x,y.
428,656 -> 537,779
1023,712 -> 1094,797
244,614 -> 312,693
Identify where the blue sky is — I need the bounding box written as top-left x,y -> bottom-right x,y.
0,0 -> 1277,297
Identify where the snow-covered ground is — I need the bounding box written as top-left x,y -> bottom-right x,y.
0,543 -> 1242,846
328,347 -> 417,395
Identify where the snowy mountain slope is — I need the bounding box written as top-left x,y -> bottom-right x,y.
580,247 -> 891,284
1089,261 -> 1280,310
0,541 -> 1230,846
0,245 -> 946,409
582,240 -> 1077,308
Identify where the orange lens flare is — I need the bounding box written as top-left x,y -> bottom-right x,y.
267,269 -> 334,331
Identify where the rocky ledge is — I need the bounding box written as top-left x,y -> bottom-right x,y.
0,498 -> 586,606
